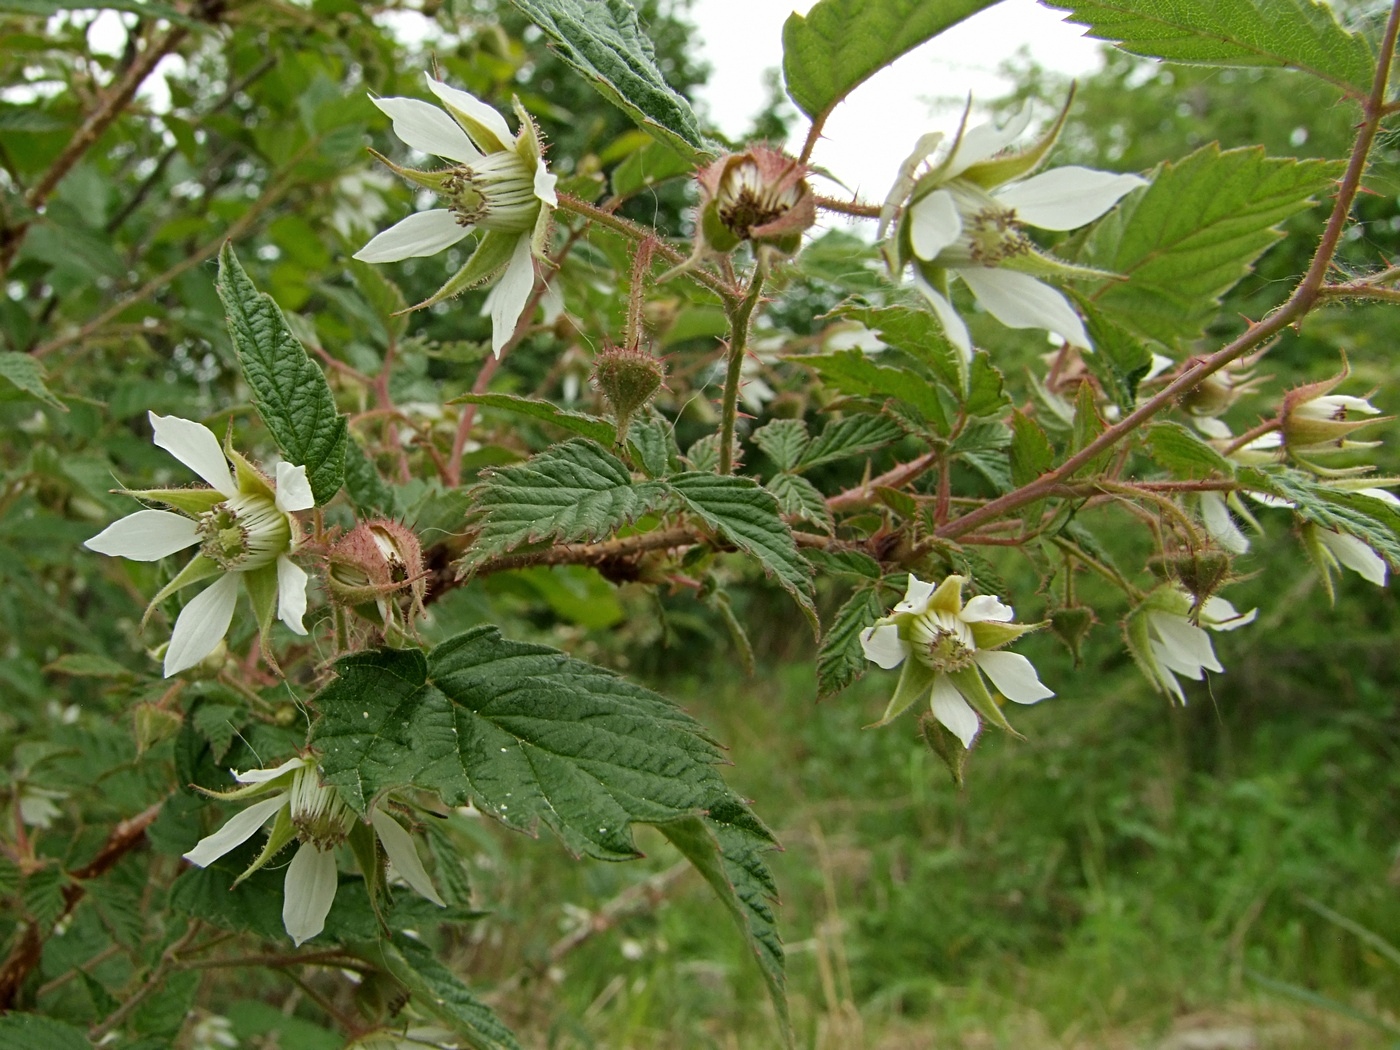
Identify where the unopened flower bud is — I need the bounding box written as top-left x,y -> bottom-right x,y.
696,145 -> 815,257
1280,366 -> 1390,455
1049,605 -> 1095,666
1167,549 -> 1233,617
326,520 -> 427,632
591,343 -> 665,441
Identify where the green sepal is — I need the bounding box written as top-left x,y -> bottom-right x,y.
1299,523 -> 1338,605
926,574 -> 966,616
233,805 -> 297,886
367,148 -> 454,193
512,97 -> 543,173
123,487 -> 225,515
701,200 -> 742,253
959,87 -> 1075,190
225,442 -> 274,501
872,657 -> 935,727
945,666 -> 1018,736
919,711 -> 969,786
1122,591 -> 1184,698
243,562 -> 282,672
412,229 -> 520,311
1002,245 -> 1121,282
348,819 -> 386,927
968,618 -> 1044,651
143,556 -> 223,626
440,96 -> 509,155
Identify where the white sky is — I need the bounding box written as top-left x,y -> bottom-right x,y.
689,0 -> 1105,204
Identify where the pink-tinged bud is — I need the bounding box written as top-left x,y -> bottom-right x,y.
325,520 -> 427,633
696,146 -> 815,257
1280,366 -> 1390,454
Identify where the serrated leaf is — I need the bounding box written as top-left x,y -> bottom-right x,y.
831,303 -> 962,390
191,702 -> 243,764
817,586 -> 885,699
1239,468 -> 1400,566
782,0 -> 999,120
1010,410 -> 1055,488
668,472 -> 816,622
1080,147 -> 1342,345
627,411 -> 679,478
21,866 -> 67,928
611,137 -> 693,198
508,0 -> 710,160
965,353 -> 1009,417
0,352 -> 65,410
216,245 -> 346,504
451,392 -> 618,445
342,439 -> 396,517
1146,421 -> 1234,478
310,630 -> 735,860
463,439 -> 670,568
43,653 -> 135,678
375,933 -> 523,1050
0,0 -> 193,22
1070,381 -> 1110,474
803,548 -> 882,579
0,1015 -> 92,1050
658,804 -> 790,1047
766,472 -> 834,532
799,414 -> 904,471
798,350 -> 948,432
1077,299 -> 1154,412
751,419 -> 811,472
1045,0 -> 1374,96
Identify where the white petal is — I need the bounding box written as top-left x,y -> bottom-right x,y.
276,556 -> 309,635
961,594 -> 1014,623
931,673 -> 980,748
1200,491 -> 1249,554
912,275 -> 971,358
1193,416 -> 1233,440
485,235 -> 536,357
164,572 -> 239,677
974,650 -> 1054,704
1149,612 -> 1221,675
959,267 -> 1091,349
425,76 -> 513,150
1199,596 -> 1256,630
1149,637 -> 1205,680
893,574 -> 938,615
283,843 -> 339,947
996,167 -> 1146,231
534,157 -> 558,207
860,624 -> 909,669
371,96 -> 481,164
234,756 -> 309,784
182,792 -> 289,867
909,189 -> 962,261
1359,487 -> 1400,506
274,462 -> 315,513
371,808 -> 446,906
944,107 -> 1033,180
149,413 -> 236,497
84,510 -> 199,561
353,210 -> 469,264
1319,530 -> 1388,586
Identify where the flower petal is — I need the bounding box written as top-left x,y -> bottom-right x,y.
912,275 -> 972,358
944,108 -> 1033,180
371,807 -> 446,906
182,791 -> 290,868
274,462 -> 315,513
370,95 -> 481,164
995,167 -> 1146,231
149,413 -> 236,497
164,572 -> 239,677
931,673 -> 980,748
860,624 -> 909,669
1200,491 -> 1249,554
234,756 -> 309,784
1149,612 -> 1221,675
893,574 -> 938,615
1319,529 -> 1388,586
534,157 -> 559,207
353,210 -> 469,264
425,76 -> 513,153
974,650 -> 1054,704
276,555 -> 309,635
909,189 -> 961,261
1199,596 -> 1256,630
958,267 -> 1090,349
283,843 -> 339,947
484,234 -> 537,357
1193,416 -> 1233,440
961,594 -> 1014,623
84,510 -> 199,561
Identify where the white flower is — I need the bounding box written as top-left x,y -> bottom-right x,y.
1126,589 -> 1255,704
345,1025 -> 463,1049
1199,491 -> 1250,555
882,103 -> 1145,358
84,413 -> 313,678
1310,487 -> 1398,587
859,574 -> 1052,748
183,756 -> 445,947
187,1012 -> 238,1050
17,785 -> 66,829
355,74 -> 558,357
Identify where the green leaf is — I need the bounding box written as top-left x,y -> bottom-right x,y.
310,629 -> 735,860
451,392 -> 618,445
766,472 -> 834,532
798,350 -> 948,432
374,933 -> 524,1050
668,472 -> 816,622
1077,299 -> 1155,412
799,414 -> 905,471
817,586 -> 885,699
0,1015 -> 92,1050
1009,410 -> 1055,488
462,439 -> 670,569
1239,468 -> 1400,567
342,439 -> 396,517
0,0 -> 194,23
611,137 -> 693,198
659,804 -> 791,1048
216,245 -> 347,505
1146,421 -> 1234,478
42,653 -> 135,679
782,0 -> 999,120
831,303 -> 962,391
1079,146 -> 1343,345
965,353 -> 1010,417
751,419 -> 811,472
0,352 -> 65,410
1045,0 -> 1375,96
803,548 -> 882,580
508,0 -> 711,160
627,411 -> 680,478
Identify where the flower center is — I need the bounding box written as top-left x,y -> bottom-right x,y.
442,151 -> 540,232
197,492 -> 290,572
289,765 -> 355,851
936,183 -> 1032,267
909,609 -> 977,673
718,160 -> 800,237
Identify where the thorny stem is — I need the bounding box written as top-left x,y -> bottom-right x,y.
1223,418 -> 1282,456
937,0 -> 1400,542
624,238 -> 657,348
718,265 -> 767,474
814,194 -> 882,219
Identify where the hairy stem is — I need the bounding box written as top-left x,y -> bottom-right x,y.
718,266 -> 766,474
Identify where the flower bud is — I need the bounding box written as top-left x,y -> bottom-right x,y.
919,710 -> 970,785
696,146 -> 815,257
1167,549 -> 1233,618
326,520 -> 427,632
1280,367 -> 1389,455
591,343 -> 665,441
1049,605 -> 1095,666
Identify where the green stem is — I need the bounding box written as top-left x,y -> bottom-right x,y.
718,264 -> 767,474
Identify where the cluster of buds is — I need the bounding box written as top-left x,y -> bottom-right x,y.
325,520 -> 428,638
